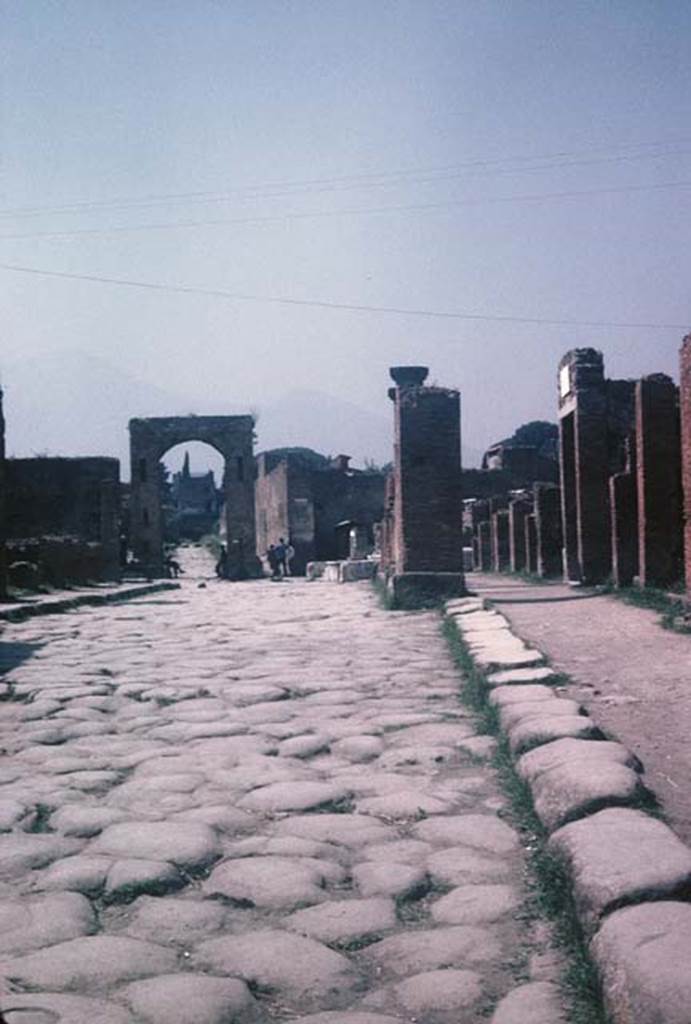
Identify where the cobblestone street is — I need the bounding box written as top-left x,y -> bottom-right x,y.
0,575 -> 555,1024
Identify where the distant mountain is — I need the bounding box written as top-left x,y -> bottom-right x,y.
2,349 -> 482,478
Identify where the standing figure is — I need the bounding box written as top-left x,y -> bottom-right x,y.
275,538 -> 288,577
267,544 -> 279,579
285,539 -> 295,576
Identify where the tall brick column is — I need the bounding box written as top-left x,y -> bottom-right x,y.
525,513 -> 538,574
609,469 -> 638,588
534,483 -> 563,577
508,497 -> 532,572
477,521 -> 492,571
388,366 -> 464,604
491,510 -> 510,571
680,337 -> 691,593
636,374 -> 683,588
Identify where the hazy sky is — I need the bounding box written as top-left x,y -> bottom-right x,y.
2,0 -> 690,467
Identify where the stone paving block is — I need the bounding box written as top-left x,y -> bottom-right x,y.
486,666 -> 559,687
0,892 -> 96,954
237,781 -> 352,812
104,858 -> 185,901
0,833 -> 83,878
352,861 -> 428,899
279,733 -> 332,759
0,934 -> 178,991
39,854 -> 112,894
426,846 -> 512,886
50,804 -> 129,837
590,902 -> 691,1024
361,838 -> 431,864
285,897 -> 397,945
125,896 -> 227,945
195,929 -> 359,1010
331,736 -> 385,762
203,854 -> 339,909
498,697 -> 582,731
0,799 -> 31,831
490,981 -> 566,1023
292,1015 -> 402,1024
414,813 -> 519,854
517,737 -> 644,831
362,925 -> 502,978
489,684 -> 561,707
120,973 -> 257,1024
508,713 -> 599,755
430,883 -> 520,924
0,992 -> 133,1024
363,967 -> 483,1016
274,813 -> 391,847
549,807 -> 691,932
90,821 -> 221,870
356,789 -> 451,819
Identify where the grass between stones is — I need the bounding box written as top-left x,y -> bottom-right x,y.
441,616 -> 609,1024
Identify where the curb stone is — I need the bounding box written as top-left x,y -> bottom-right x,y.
0,582 -> 180,622
445,595 -> 691,1024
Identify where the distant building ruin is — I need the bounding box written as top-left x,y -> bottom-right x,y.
255,449 -> 385,574
129,415 -> 260,578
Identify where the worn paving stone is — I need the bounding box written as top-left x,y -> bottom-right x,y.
352,860 -> 427,899
90,821 -> 221,870
237,781 -> 351,813
364,967 -> 483,1016
549,807 -> 691,931
203,854 -> 340,908
426,846 -> 512,886
517,737 -> 643,831
508,713 -> 599,755
0,892 -> 96,954
285,897 -> 397,944
430,883 -> 520,924
120,973 -> 257,1024
415,813 -> 519,854
124,895 -> 226,945
104,858 -> 185,901
0,833 -> 83,878
195,929 -> 359,1009
362,926 -> 502,978
0,934 -> 178,990
0,992 -> 133,1024
291,1015 -> 402,1024
490,981 -> 566,1023
590,902 -> 691,1024
486,666 -> 559,687
50,804 -> 129,837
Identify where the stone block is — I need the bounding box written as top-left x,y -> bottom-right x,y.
591,902 -> 691,1024
548,807 -> 691,932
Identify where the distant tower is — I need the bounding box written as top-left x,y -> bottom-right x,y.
182,451 -> 191,479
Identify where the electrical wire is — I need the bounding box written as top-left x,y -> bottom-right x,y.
1,261 -> 687,331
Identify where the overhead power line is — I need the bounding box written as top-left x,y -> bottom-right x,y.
1,262 -> 687,331
1,141 -> 690,220
1,178 -> 690,242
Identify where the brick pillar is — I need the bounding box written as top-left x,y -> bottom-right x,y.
610,470 -> 638,588
470,499 -> 489,571
636,375 -> 683,588
682,337 -> 691,594
534,483 -> 563,577
388,366 -> 464,603
558,349 -> 614,583
509,497 -> 532,572
491,510 -> 510,571
525,514 -> 538,573
477,520 -> 492,570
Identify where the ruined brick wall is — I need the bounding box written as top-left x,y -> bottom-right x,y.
491,510 -> 510,572
4,456 -> 121,582
680,337 -> 691,592
311,470 -> 385,562
392,378 -> 463,574
508,497 -> 532,572
636,375 -> 683,587
255,459 -> 292,565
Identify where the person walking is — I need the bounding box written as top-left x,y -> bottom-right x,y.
267,544 -> 280,579
285,539 -> 295,576
275,538 -> 288,577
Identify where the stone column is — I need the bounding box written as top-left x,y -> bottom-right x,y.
388,365 -> 464,604
636,374 -> 683,588
534,483 -> 563,578
525,513 -> 538,574
477,520 -> 492,571
491,510 -> 510,572
609,470 -> 638,588
558,349 -> 612,583
509,496 -> 532,572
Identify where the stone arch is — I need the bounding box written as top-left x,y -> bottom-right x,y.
128,415 -> 261,578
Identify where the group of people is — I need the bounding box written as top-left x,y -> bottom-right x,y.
267,537 -> 294,579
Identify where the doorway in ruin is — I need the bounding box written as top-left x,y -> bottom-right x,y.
128,415 -> 261,578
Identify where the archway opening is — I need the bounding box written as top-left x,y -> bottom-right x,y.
160,441 -> 225,576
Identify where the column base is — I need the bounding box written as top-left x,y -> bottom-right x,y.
389,571 -> 466,608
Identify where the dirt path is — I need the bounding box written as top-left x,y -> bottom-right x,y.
470,573 -> 691,845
